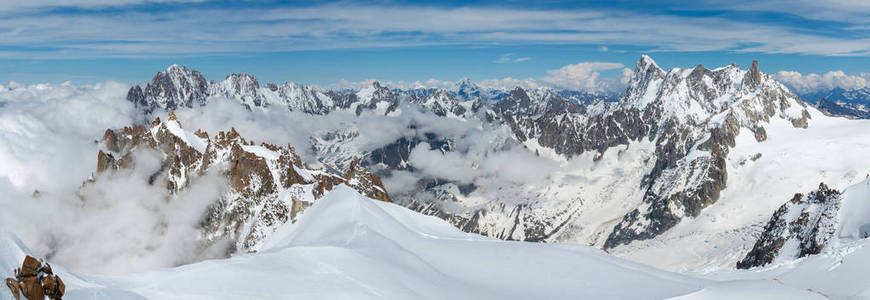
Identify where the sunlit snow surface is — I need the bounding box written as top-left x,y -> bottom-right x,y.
0,186 -> 850,299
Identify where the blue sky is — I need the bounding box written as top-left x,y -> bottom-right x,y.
0,0 -> 869,93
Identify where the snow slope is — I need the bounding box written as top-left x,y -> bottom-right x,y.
699,238 -> 870,299
0,186 -> 834,300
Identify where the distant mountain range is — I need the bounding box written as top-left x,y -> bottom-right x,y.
799,87 -> 870,119
115,56 -> 870,271
126,64 -> 616,116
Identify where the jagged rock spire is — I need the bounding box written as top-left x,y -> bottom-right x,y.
744,60 -> 763,88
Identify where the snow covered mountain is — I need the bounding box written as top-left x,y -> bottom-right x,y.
368,57 -> 817,250
89,111 -> 391,254
126,65 -> 613,116
118,56 -> 870,272
1,186 -> 859,299
126,65 -> 209,114
802,87 -> 870,105
801,87 -> 870,119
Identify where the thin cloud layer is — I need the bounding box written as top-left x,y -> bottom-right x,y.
0,2 -> 868,58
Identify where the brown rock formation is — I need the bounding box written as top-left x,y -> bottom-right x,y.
344,157 -> 391,202
5,256 -> 64,300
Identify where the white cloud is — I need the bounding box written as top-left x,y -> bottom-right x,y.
0,81 -> 225,275
494,53 -> 514,63
407,139 -> 559,186
0,81 -> 134,190
475,62 -> 631,94
540,62 -> 627,92
775,70 -> 870,94
51,152 -> 229,274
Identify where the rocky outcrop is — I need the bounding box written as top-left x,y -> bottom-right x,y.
5,256 -> 65,300
88,112 -> 392,252
737,183 -> 842,269
344,157 -> 391,202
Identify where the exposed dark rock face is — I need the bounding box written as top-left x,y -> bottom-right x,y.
126,65 -> 209,114
88,112 -> 391,252
737,183 -> 842,269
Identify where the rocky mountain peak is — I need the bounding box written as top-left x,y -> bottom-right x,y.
126,65 -> 209,113
623,55 -> 666,107
211,73 -> 265,109
223,73 -> 260,90
454,78 -> 482,101
410,89 -> 468,117
88,116 -> 393,252
599,57 -> 814,248
743,60 -> 763,88
354,81 -> 400,115
636,55 -> 664,75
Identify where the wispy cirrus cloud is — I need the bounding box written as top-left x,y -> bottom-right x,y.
0,0 -> 202,12
0,2 -> 868,58
494,53 -> 531,63
689,0 -> 870,25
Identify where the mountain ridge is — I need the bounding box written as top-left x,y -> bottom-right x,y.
115,56 -> 870,270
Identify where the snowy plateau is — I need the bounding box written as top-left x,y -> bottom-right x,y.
1,56 -> 870,299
